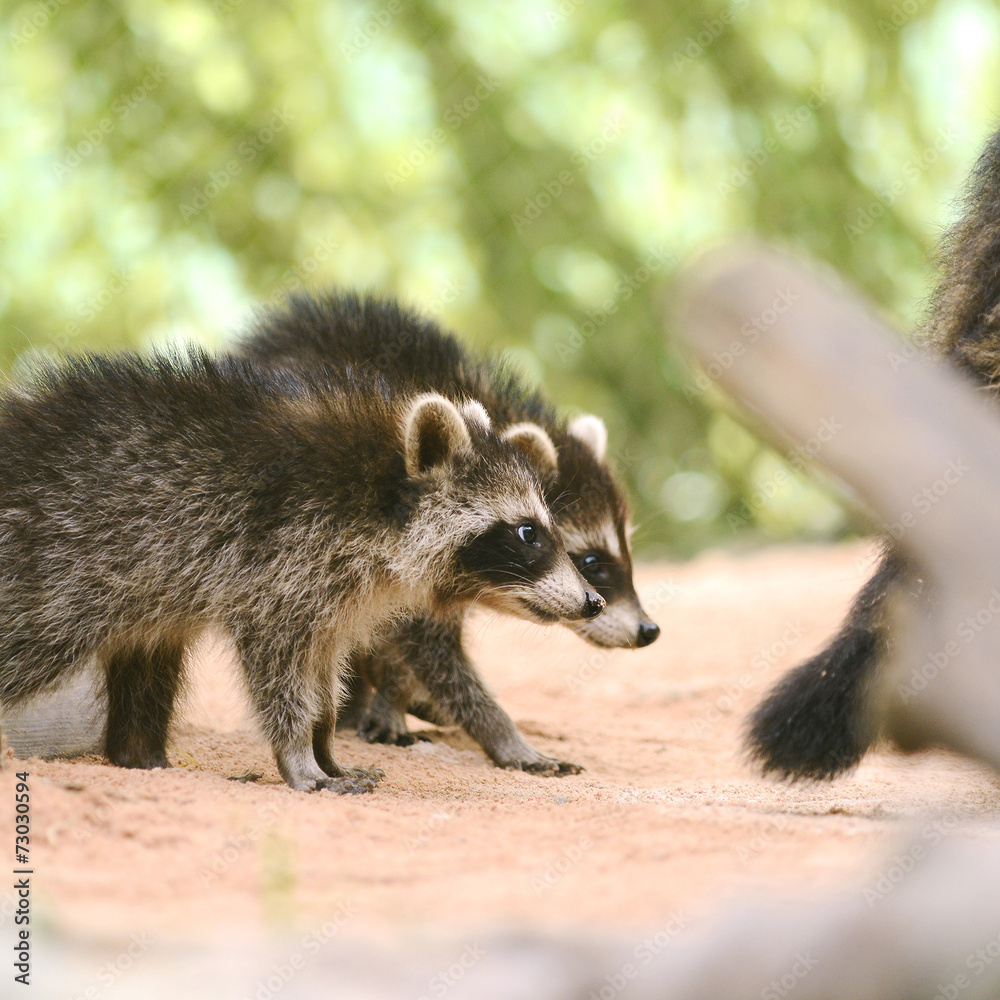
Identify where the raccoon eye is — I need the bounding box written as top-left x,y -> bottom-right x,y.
576,552 -> 611,584
517,522 -> 539,545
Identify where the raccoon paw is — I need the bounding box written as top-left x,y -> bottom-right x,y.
315,766 -> 385,795
390,731 -> 433,747
108,747 -> 171,770
502,755 -> 584,777
383,731 -> 432,747
357,716 -> 427,746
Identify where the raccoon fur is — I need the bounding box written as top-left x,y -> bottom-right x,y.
747,124 -> 1000,780
0,345 -> 604,791
235,292 -> 659,774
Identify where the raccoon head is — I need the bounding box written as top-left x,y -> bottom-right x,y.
550,414 -> 660,649
401,393 -> 604,625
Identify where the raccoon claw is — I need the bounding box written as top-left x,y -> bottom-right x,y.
525,759 -> 584,776
315,766 -> 385,794
344,764 -> 386,784
503,756 -> 584,776
314,775 -> 374,794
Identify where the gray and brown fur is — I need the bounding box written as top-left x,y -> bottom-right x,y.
747,124 -> 1000,779
236,293 -> 658,774
0,341 -> 601,791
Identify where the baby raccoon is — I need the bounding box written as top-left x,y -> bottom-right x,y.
236,292 -> 659,774
0,349 -> 603,791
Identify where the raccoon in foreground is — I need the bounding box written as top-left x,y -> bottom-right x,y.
0,345 -> 604,791
747,124 -> 1000,780
236,292 -> 659,774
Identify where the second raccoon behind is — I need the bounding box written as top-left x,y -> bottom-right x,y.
236,293 -> 659,774
0,340 -> 603,791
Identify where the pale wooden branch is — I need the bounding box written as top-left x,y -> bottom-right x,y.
677,243 -> 1000,772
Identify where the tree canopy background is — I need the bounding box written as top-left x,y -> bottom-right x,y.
2,0 -> 998,557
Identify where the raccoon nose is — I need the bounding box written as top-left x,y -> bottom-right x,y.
636,622 -> 660,647
581,590 -> 605,620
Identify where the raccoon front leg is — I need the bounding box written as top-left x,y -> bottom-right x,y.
312,667 -> 384,790
396,614 -> 584,776
357,654 -> 428,747
339,647 -> 423,747
353,644 -> 445,744
235,630 -> 380,794
102,640 -> 185,769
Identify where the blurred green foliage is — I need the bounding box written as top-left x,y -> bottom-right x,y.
2,0 -> 999,557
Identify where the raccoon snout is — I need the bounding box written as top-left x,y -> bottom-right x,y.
581,590 -> 605,620
636,621 -> 660,646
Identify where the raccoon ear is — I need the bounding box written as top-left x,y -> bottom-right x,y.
502,422 -> 559,476
568,414 -> 607,462
459,399 -> 491,431
403,393 -> 473,476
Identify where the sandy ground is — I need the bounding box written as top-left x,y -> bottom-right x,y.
4,541 -> 1000,955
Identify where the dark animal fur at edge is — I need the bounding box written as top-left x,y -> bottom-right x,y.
746,126 -> 1000,779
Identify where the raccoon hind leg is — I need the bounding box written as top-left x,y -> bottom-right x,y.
358,689 -> 431,746
102,639 -> 186,770
356,641 -> 427,746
